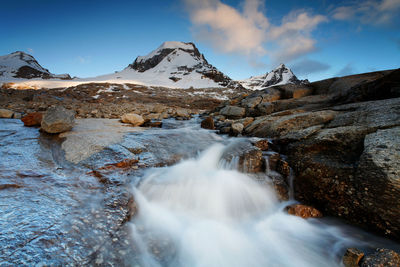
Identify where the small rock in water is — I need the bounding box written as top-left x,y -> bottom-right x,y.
21,112 -> 43,126
121,113 -> 145,126
287,204 -> 323,219
343,248 -> 364,267
41,106 -> 75,134
0,108 -> 14,118
361,248 -> 400,267
201,116 -> 215,130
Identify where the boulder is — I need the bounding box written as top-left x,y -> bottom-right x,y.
361,249 -> 400,267
230,123 -> 244,136
41,106 -> 75,134
21,112 -> 43,126
343,248 -> 364,267
0,108 -> 14,118
287,204 -> 323,219
201,116 -> 215,130
220,105 -> 246,119
121,113 -> 145,126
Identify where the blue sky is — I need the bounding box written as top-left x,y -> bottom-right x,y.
1,0 -> 399,81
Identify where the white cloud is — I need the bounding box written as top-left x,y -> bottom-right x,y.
183,0 -> 327,65
27,48 -> 34,54
333,0 -> 400,25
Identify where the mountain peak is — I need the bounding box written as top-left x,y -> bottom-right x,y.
0,51 -> 71,80
114,41 -> 241,88
239,64 -> 308,90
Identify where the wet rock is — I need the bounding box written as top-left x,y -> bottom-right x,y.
201,116 -> 215,130
21,112 -> 43,126
0,108 -> 14,118
221,140 -> 264,173
121,113 -> 145,126
276,158 -> 291,178
142,121 -> 162,128
230,123 -> 244,136
270,174 -> 289,201
287,204 -> 323,219
41,106 -> 75,134
343,248 -> 364,267
361,248 -> 400,267
12,112 -> 22,119
220,105 -> 246,119
253,139 -> 269,151
0,183 -> 23,190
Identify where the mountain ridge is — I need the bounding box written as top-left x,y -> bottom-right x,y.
239,64 -> 308,90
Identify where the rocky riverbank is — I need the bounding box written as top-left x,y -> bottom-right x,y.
206,68 -> 400,240
0,82 -> 248,120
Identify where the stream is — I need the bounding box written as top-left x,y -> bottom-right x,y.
0,117 -> 399,266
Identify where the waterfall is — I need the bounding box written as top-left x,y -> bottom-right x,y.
130,142 -> 356,267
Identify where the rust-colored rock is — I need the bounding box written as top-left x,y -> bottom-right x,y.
287,204 -> 323,219
201,116 -> 215,130
21,112 -> 43,126
343,248 -> 364,267
254,139 -> 269,151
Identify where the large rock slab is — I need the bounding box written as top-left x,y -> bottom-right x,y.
245,110 -> 337,138
41,106 -> 75,134
220,105 -> 246,119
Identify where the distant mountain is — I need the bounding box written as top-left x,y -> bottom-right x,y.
0,51 -> 71,80
95,41 -> 242,89
239,64 -> 308,90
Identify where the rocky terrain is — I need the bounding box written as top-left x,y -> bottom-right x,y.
207,68 -> 400,240
0,82 -> 248,120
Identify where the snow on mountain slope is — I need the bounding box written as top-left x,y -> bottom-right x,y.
239,64 -> 308,90
0,51 -> 71,80
92,41 -> 242,89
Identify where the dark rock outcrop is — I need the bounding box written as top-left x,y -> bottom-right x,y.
210,68 -> 400,239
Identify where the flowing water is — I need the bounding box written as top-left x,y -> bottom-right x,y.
0,118 -> 399,266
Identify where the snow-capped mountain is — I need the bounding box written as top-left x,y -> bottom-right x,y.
94,41 -> 242,89
0,51 -> 71,80
239,64 -> 308,90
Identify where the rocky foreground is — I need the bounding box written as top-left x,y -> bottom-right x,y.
206,68 -> 400,241
0,69 -> 400,266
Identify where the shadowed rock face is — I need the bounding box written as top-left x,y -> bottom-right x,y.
211,68 -> 400,240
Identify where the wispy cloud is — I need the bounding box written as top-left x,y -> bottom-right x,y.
291,59 -> 331,76
76,56 -> 91,64
183,0 -> 327,65
27,48 -> 34,54
336,63 -> 357,77
332,0 -> 400,25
